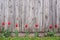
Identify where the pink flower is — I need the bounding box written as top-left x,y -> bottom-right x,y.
25,24 -> 28,28
55,24 -> 58,28
16,23 -> 18,28
35,23 -> 38,28
8,21 -> 11,26
49,25 -> 52,29
2,22 -> 5,26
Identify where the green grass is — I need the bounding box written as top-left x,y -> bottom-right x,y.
0,37 -> 60,40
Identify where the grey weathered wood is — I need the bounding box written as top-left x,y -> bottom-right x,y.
0,0 -> 60,32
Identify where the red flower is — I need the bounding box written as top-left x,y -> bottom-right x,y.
35,23 -> 38,28
2,22 -> 5,26
8,21 -> 11,26
49,25 -> 52,29
16,24 -> 18,28
55,24 -> 58,28
25,24 -> 28,28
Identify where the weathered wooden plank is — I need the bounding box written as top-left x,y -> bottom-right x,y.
0,3 -> 1,23
4,0 -> 9,30
44,0 -> 49,32
57,0 -> 60,32
0,0 -> 60,32
15,0 -> 20,32
37,0 -> 43,32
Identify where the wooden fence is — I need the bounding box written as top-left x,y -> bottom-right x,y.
0,0 -> 60,33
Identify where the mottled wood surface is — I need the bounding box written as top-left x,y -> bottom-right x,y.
0,0 -> 60,32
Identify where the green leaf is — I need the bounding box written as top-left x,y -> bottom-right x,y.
25,30 -> 29,37
34,31 -> 39,37
15,30 -> 18,37
4,29 -> 11,37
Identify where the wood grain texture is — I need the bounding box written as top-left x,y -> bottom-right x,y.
0,0 -> 59,32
